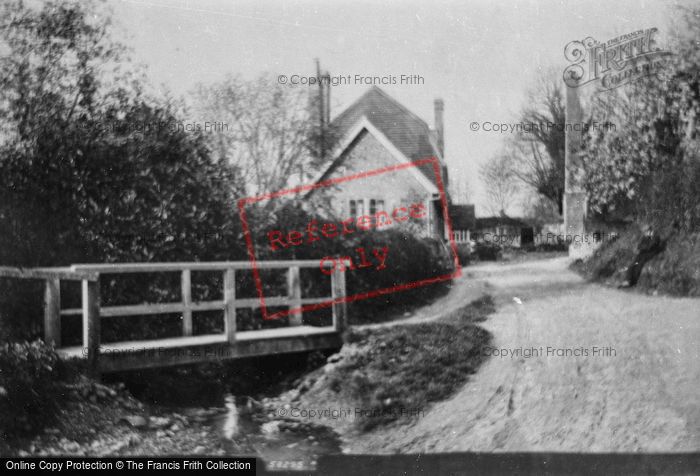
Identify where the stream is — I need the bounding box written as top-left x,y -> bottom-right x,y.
207,394 -> 342,472
115,352 -> 343,471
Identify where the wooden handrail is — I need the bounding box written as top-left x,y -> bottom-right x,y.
58,296 -> 333,317
70,260 -> 334,273
0,266 -> 97,281
3,260 -> 348,376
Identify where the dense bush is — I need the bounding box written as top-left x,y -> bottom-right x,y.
473,242 -> 502,261
580,8 -> 700,233
573,226 -> 700,296
0,341 -> 62,435
248,202 -> 455,324
344,230 -> 453,321
638,232 -> 700,296
0,2 -> 245,340
573,225 -> 646,284
454,243 -> 472,266
523,242 -> 569,253
573,9 -> 700,297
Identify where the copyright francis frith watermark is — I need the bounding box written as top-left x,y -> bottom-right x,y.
482,346 -> 618,359
275,405 -> 426,421
277,74 -> 425,87
563,27 -> 672,90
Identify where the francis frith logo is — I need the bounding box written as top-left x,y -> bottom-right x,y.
563,28 -> 672,90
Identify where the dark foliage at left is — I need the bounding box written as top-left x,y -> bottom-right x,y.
0,1 -> 245,340
0,341 -> 62,435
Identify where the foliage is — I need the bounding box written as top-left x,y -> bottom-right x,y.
574,225 -> 700,296
0,340 -> 61,435
580,7 -> 700,232
0,0 -> 131,144
637,231 -> 700,296
0,0 -> 244,339
454,243 -> 472,267
0,102 -> 242,267
573,225 -> 642,282
473,241 -> 502,261
250,201 -> 455,324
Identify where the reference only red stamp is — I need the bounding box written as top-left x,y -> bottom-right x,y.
238,157 -> 461,320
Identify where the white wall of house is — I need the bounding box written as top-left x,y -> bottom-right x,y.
311,129 -> 438,238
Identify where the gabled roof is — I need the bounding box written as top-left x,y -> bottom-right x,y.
310,117 -> 439,196
328,86 -> 445,188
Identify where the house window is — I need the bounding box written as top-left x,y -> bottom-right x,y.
349,199 -> 365,218
350,198 -> 386,218
369,199 -> 385,215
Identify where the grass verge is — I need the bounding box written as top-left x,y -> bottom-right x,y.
281,296 -> 494,432
638,231 -> 700,296
572,226 -> 700,296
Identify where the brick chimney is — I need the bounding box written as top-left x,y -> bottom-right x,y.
309,59 -> 331,161
315,58 -> 325,132
324,71 -> 331,126
434,98 -> 444,157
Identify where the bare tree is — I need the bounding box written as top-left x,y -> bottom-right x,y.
449,174 -> 472,204
508,68 -> 566,214
191,75 -> 319,200
480,153 -> 520,216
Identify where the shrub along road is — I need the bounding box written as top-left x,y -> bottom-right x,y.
347,257 -> 700,453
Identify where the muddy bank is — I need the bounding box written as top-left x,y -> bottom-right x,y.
261,298 -> 494,447
1,351 -> 343,467
0,376 -> 229,457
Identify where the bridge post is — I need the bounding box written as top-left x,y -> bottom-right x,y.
331,267 -> 347,337
82,277 -> 100,379
224,269 -> 237,343
287,266 -> 302,326
181,269 -> 193,336
44,278 -> 61,347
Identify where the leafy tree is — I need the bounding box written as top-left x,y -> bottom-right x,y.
0,0 -> 133,143
0,0 -> 242,267
580,7 -> 700,232
0,1 -> 244,339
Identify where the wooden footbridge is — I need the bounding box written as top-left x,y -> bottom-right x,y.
0,261 -> 347,375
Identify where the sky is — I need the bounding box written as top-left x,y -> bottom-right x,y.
110,0 -> 676,216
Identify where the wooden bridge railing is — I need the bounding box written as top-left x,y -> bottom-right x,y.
0,261 -> 347,375
452,230 -> 471,244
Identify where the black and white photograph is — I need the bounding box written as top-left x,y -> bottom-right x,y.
0,1 -> 698,474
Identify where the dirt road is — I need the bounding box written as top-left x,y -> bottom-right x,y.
347,257 -> 700,453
